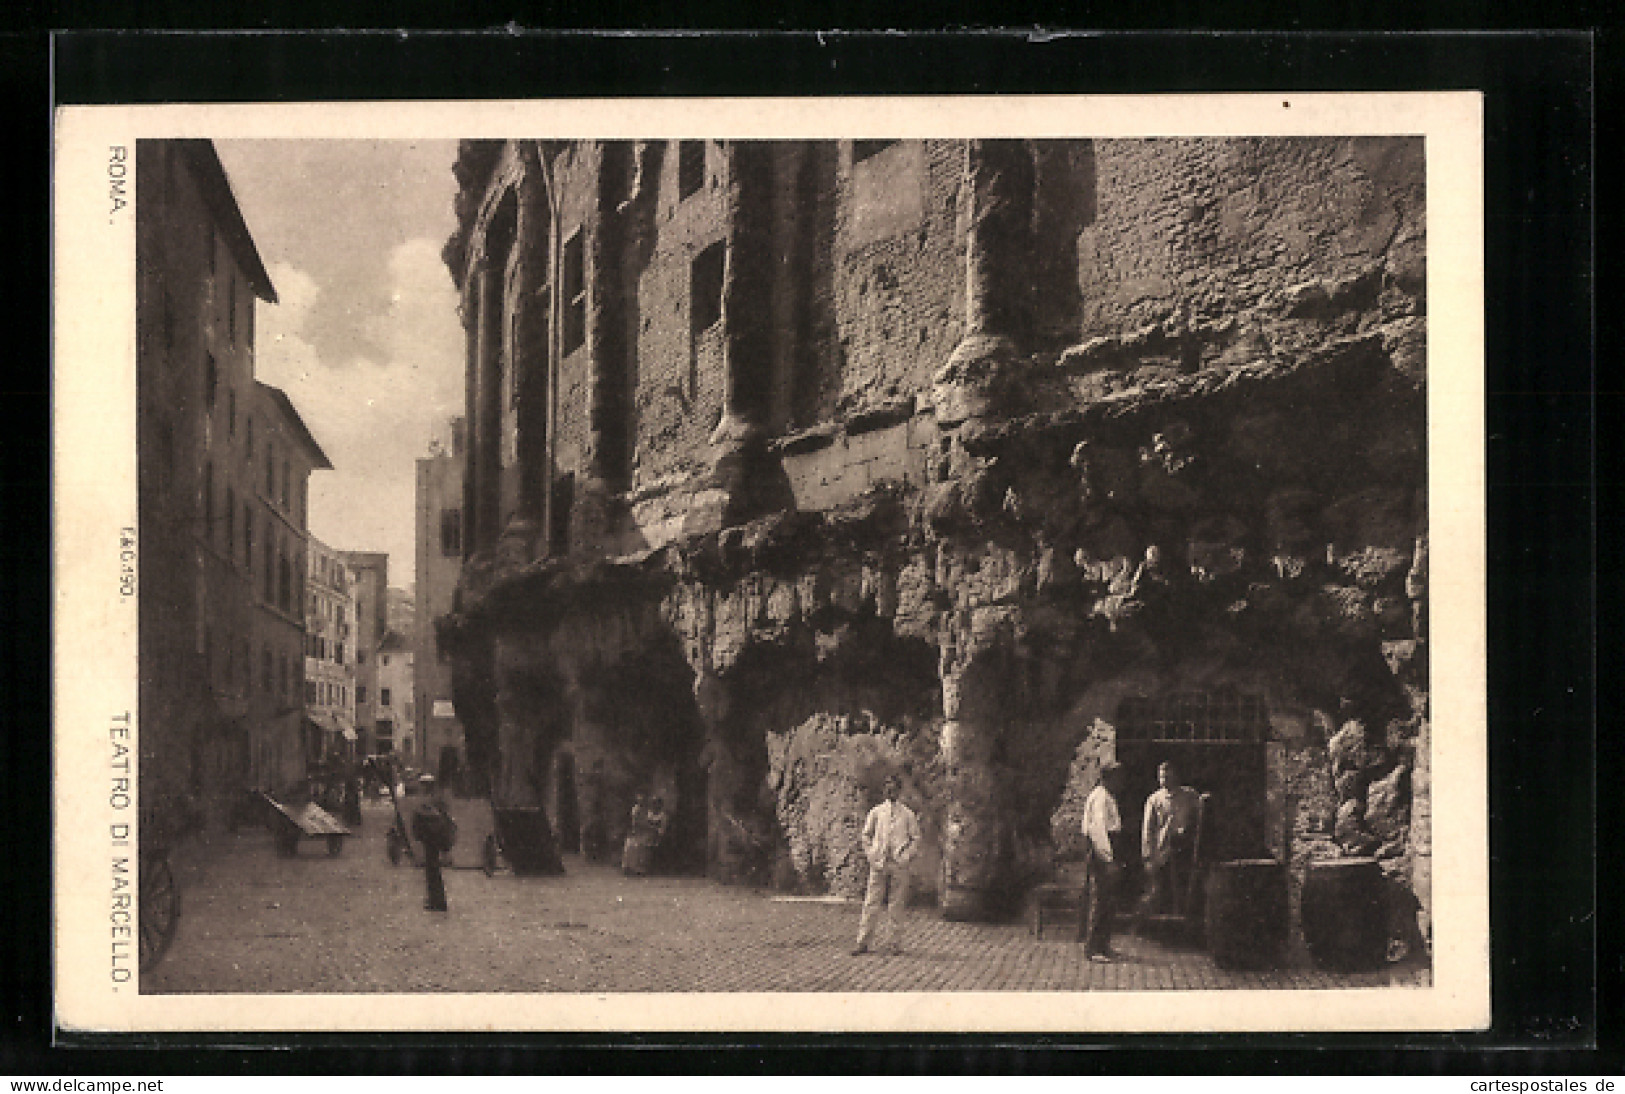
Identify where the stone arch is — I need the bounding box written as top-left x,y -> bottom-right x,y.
567,631 -> 707,871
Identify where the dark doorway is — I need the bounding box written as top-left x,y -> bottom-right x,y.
554,750 -> 580,854
1116,740 -> 1270,867
663,763 -> 708,875
1113,690 -> 1273,869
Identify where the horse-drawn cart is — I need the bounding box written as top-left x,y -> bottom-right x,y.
262,792 -> 351,857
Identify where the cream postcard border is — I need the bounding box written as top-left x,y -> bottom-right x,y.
53,93 -> 1487,1033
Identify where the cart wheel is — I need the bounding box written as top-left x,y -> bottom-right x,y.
138,856 -> 181,974
326,834 -> 344,857
387,829 -> 403,866
482,834 -> 499,877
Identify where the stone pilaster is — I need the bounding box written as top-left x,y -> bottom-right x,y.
487,634 -> 566,875
693,141 -> 779,534
935,140 -> 1036,427
473,258 -> 505,552
489,636 -> 556,810
691,669 -> 755,881
936,611 -> 1018,921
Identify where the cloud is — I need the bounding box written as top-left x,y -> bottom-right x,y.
365,237 -> 464,371
253,248 -> 464,574
265,261 -> 320,332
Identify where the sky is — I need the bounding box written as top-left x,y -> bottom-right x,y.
214,139 -> 464,590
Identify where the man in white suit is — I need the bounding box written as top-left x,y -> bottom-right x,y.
852,775 -> 921,956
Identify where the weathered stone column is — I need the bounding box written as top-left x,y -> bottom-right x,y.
937,609 -> 1017,921
473,257 -> 505,553
510,157 -> 552,534
935,140 -> 1036,427
572,143 -> 634,555
695,141 -> 779,532
692,668 -> 754,881
488,634 -> 565,875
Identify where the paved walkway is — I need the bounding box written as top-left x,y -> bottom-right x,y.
146,801 -> 1430,994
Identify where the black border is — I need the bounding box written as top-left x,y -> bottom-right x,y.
15,28 -> 1604,1072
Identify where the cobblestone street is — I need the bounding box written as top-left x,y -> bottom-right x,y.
145,802 -> 1430,995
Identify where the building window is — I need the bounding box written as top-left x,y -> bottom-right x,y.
227,270 -> 237,344
382,654 -> 390,668
357,685 -> 368,706
205,353 -> 218,410
852,139 -> 899,164
306,680 -> 317,705
380,687 -> 392,708
262,648 -> 273,695
678,140 -> 706,199
264,538 -> 276,603
241,639 -> 251,691
242,504 -> 254,571
266,443 -> 275,497
691,241 -> 726,335
562,229 -> 586,354
228,389 -> 237,436
246,416 -> 254,460
440,507 -> 462,556
281,459 -> 290,509
1115,691 -> 1270,743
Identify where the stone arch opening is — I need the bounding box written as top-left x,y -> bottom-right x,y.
570,633 -> 708,873
723,616 -> 942,897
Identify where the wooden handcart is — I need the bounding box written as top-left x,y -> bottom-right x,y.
262,792 -> 351,857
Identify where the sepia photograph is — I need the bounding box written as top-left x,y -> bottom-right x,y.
53,95 -> 1488,1033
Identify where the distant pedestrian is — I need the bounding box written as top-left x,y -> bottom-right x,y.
852,775 -> 921,956
622,795 -> 651,875
342,772 -> 363,828
1082,762 -> 1127,962
411,775 -> 456,912
1140,761 -> 1202,916
643,796 -> 669,870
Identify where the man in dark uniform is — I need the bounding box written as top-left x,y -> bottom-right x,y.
412,774 -> 455,912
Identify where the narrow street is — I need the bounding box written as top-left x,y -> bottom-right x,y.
145,800 -> 1429,995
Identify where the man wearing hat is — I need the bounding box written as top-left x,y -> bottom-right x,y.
1081,761 -> 1128,962
411,774 -> 456,912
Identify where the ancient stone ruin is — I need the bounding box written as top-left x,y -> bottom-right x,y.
436,136 -> 1430,954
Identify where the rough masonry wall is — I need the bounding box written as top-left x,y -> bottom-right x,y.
630,142 -> 730,488
552,145 -> 600,480
831,140 -> 967,420
1076,137 -> 1425,359
449,137 -> 1432,950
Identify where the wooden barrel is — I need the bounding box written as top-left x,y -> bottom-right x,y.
492,807 -> 565,876
1301,857 -> 1387,971
1205,858 -> 1288,970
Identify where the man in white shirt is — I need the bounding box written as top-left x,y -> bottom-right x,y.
852,775 -> 922,956
1082,761 -> 1127,961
